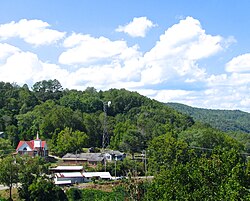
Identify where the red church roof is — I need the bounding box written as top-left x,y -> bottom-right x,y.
16,140 -> 47,151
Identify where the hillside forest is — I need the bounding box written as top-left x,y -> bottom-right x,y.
0,79 -> 249,200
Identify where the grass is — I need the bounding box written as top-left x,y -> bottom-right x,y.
0,188 -> 20,201
76,180 -> 123,192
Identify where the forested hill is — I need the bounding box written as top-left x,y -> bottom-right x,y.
166,102 -> 250,133
0,80 -> 194,156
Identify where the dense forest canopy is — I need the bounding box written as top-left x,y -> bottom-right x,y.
0,80 -> 249,156
0,80 -> 194,156
0,80 -> 250,200
167,102 -> 250,153
166,102 -> 250,133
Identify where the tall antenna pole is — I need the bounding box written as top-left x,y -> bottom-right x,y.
102,101 -> 111,151
102,101 -> 111,172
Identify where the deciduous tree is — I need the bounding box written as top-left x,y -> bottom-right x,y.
0,156 -> 19,201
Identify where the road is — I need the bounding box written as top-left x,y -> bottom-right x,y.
0,185 -> 8,191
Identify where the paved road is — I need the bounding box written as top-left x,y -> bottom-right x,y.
0,185 -> 8,191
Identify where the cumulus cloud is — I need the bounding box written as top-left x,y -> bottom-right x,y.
116,17 -> 156,37
0,19 -> 65,46
59,33 -> 139,65
59,16 -> 226,91
1,17 -> 249,112
0,51 -> 43,84
225,53 -> 250,73
0,50 -> 71,88
141,16 -> 223,85
0,43 -> 20,60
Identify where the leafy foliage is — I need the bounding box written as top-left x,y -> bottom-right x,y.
0,81 -> 194,157
0,80 -> 250,200
66,188 -> 125,201
0,138 -> 14,157
147,132 -> 250,201
18,156 -> 48,201
166,102 -> 250,133
28,177 -> 67,201
0,156 -> 19,200
52,127 -> 89,156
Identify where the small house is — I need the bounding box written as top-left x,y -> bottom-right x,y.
104,150 -> 126,161
62,153 -> 104,166
54,172 -> 84,185
49,166 -> 84,173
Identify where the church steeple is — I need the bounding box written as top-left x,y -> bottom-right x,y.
34,131 -> 41,148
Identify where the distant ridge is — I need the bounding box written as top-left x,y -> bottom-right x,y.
166,102 -> 250,134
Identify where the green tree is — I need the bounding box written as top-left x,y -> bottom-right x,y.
66,188 -> 82,201
0,156 -> 19,201
55,127 -> 89,156
28,177 -> 68,201
147,135 -> 250,201
148,149 -> 250,200
0,138 -> 14,157
179,123 -> 243,150
83,113 -> 102,147
148,134 -> 192,174
32,79 -> 63,102
5,125 -> 19,147
18,156 -> 48,201
119,129 -> 146,159
17,100 -> 84,139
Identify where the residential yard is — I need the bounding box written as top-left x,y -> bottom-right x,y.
76,180 -> 123,192
0,180 -> 124,200
0,188 -> 20,201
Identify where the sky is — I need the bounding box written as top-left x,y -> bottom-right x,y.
0,1 -> 250,112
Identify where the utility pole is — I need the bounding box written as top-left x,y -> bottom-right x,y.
142,150 -> 147,176
115,156 -> 117,179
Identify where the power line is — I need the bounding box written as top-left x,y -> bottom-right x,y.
188,146 -> 250,156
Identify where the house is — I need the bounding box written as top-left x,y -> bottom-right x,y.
104,150 -> 126,161
62,153 -> 104,166
16,133 -> 48,157
54,172 -> 84,185
50,166 -> 84,173
52,166 -> 112,185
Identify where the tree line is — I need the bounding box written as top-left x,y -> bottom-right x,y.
0,80 -> 193,157
0,80 -> 249,200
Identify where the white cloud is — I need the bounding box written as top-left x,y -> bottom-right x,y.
141,16 -> 223,85
116,17 -> 156,37
59,33 -> 136,65
58,17 -> 227,90
1,17 -> 249,112
0,19 -> 65,46
151,89 -> 192,102
0,51 -> 43,84
225,53 -> 250,73
0,43 -> 20,60
35,63 -> 69,87
207,73 -> 250,87
145,85 -> 250,112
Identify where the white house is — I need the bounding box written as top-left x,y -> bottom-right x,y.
104,150 -> 126,161
53,171 -> 112,184
54,172 -> 84,184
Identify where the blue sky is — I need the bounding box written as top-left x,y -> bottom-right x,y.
0,1 -> 250,112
